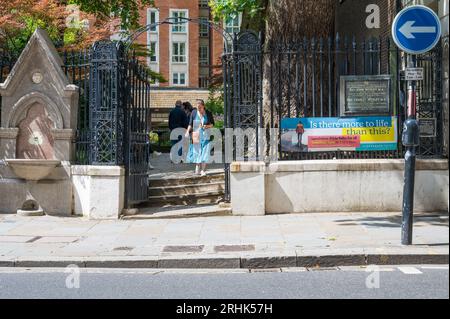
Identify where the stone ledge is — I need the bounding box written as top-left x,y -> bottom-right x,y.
230,161 -> 266,173
0,162 -> 71,180
71,165 -> 125,177
266,159 -> 448,172
52,129 -> 76,140
0,128 -> 19,138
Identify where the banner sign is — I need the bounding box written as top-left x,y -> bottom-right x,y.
281,117 -> 398,152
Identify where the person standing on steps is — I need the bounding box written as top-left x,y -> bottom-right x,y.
183,101 -> 195,121
169,100 -> 188,162
185,99 -> 215,176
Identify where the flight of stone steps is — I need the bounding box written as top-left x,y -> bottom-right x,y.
147,170 -> 226,207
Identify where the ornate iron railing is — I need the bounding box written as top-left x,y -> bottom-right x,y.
222,31 -> 445,162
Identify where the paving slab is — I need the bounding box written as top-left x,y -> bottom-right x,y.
0,212 -> 447,269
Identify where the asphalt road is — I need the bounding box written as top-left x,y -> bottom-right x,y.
0,266 -> 448,299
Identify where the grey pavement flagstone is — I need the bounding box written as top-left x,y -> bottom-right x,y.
0,212 -> 447,268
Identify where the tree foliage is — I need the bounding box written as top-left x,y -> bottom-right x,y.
0,0 -> 112,54
209,0 -> 267,31
209,0 -> 264,20
72,0 -> 154,31
0,0 -> 157,55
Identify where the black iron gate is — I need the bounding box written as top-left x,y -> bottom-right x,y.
222,31 -> 263,201
87,41 -> 151,208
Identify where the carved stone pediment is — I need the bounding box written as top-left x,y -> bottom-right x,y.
0,28 -> 79,130
0,28 -> 79,161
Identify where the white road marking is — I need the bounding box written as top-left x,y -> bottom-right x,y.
338,266 -> 395,272
421,265 -> 449,270
398,266 -> 423,274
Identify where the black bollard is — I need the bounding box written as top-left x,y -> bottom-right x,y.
401,119 -> 419,245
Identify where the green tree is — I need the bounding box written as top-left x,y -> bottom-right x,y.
209,0 -> 337,124
72,0 -> 154,31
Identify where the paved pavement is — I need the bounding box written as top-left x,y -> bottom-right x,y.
0,265 -> 447,299
0,212 -> 448,268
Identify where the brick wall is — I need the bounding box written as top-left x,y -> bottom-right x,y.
150,89 -> 210,127
335,0 -> 397,40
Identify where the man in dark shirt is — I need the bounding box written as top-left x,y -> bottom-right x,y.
169,100 -> 188,159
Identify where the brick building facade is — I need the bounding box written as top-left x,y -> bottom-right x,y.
132,0 -> 237,127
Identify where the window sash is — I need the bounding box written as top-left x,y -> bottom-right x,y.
148,10 -> 158,32
172,11 -> 187,33
199,0 -> 209,8
199,18 -> 209,37
173,73 -> 186,85
225,15 -> 241,34
149,42 -> 157,62
172,42 -> 186,63
199,46 -> 209,65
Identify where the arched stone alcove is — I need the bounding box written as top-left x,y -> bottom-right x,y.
16,102 -> 56,159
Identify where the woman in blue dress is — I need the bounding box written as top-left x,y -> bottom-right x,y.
185,99 -> 215,176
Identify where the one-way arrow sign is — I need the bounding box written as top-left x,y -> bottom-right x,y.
399,21 -> 436,39
392,5 -> 441,54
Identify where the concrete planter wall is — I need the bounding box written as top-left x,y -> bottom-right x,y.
231,159 -> 449,215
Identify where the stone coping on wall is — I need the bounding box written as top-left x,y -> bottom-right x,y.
0,161 -> 71,180
230,161 -> 266,173
71,165 -> 125,177
231,159 -> 448,173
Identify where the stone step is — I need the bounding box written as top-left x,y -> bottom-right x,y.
149,172 -> 225,188
122,204 -> 232,220
146,191 -> 224,207
148,182 -> 225,197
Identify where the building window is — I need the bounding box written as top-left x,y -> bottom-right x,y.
199,17 -> 209,37
171,10 -> 187,33
148,9 -> 158,32
225,14 -> 241,35
199,0 -> 209,8
173,72 -> 186,86
149,41 -> 157,63
199,45 -> 209,66
172,42 -> 186,63
199,76 -> 209,89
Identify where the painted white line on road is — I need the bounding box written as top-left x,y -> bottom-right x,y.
281,267 -> 308,272
398,267 -> 423,274
338,266 -> 396,272
421,265 -> 449,270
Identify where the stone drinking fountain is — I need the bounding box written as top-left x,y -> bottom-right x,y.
5,159 -> 61,216
0,29 -> 78,216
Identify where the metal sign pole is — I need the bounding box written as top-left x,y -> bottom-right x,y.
401,54 -> 419,246
392,5 -> 441,246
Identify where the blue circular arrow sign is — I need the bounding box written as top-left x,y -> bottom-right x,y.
392,5 -> 441,54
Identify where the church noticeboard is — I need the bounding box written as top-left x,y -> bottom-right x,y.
340,75 -> 392,117
419,118 -> 437,138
